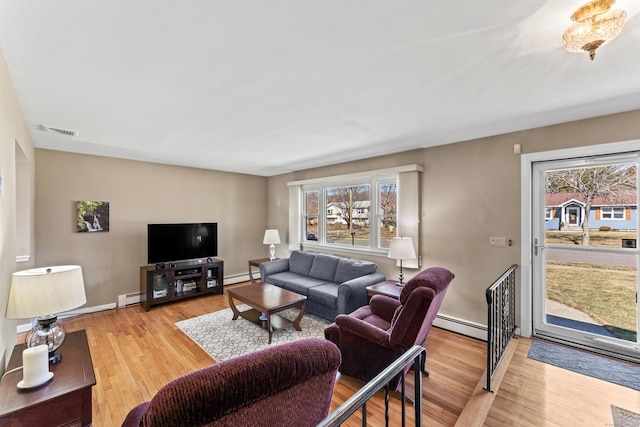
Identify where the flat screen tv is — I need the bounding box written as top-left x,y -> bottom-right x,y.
147,223 -> 218,265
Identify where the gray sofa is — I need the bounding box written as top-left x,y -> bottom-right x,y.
259,250 -> 385,321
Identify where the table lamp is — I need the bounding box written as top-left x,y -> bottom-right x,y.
387,236 -> 416,286
263,229 -> 281,261
5,265 -> 87,364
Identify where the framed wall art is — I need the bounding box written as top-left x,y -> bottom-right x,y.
76,201 -> 110,232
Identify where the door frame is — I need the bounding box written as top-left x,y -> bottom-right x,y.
566,206 -> 580,226
520,139 -> 640,338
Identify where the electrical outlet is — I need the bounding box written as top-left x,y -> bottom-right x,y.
490,237 -> 506,247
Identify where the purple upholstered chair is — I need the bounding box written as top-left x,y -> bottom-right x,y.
122,338 -> 341,427
324,267 -> 454,391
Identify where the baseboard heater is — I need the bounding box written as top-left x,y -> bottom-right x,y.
118,292 -> 143,308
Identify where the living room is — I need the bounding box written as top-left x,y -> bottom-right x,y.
2,2 -> 640,426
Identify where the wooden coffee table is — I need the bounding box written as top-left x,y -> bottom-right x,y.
227,283 -> 307,344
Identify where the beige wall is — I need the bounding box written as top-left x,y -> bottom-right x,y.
267,109 -> 640,326
4,35 -> 640,351
35,150 -> 268,308
0,48 -> 35,368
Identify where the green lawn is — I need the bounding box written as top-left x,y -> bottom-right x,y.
544,230 -> 638,340
546,260 -> 637,340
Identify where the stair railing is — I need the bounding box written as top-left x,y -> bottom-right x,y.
484,264 -> 518,392
317,345 -> 425,427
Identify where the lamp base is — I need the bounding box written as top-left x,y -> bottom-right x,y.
395,269 -> 405,287
49,353 -> 62,364
26,315 -> 66,365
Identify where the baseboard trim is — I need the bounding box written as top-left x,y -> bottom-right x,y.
223,273 -> 250,285
434,314 -> 487,341
16,303 -> 116,334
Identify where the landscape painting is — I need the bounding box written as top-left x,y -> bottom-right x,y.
76,201 -> 110,232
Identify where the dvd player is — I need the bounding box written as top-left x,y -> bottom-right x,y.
175,268 -> 199,276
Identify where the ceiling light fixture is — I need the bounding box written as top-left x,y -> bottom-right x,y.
562,0 -> 627,60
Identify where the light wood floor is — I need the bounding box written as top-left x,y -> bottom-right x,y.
26,284 -> 640,426
485,337 -> 640,427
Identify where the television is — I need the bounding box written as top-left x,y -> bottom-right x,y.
147,223 -> 218,265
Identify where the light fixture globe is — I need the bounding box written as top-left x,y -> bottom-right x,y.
570,0 -> 615,21
562,0 -> 627,60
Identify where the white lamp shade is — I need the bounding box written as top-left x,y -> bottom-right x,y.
387,237 -> 417,261
262,229 -> 281,245
5,265 -> 87,319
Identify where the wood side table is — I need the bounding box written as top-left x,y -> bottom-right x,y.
366,280 -> 403,300
248,257 -> 271,284
0,329 -> 96,427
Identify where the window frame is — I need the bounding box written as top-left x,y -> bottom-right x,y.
288,164 -> 422,259
601,206 -> 624,220
301,175 -> 396,253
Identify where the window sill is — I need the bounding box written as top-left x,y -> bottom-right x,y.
301,242 -> 388,258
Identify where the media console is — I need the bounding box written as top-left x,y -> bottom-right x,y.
139,258 -> 224,311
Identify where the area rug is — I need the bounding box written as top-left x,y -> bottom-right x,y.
528,340 -> 640,391
176,305 -> 331,362
611,405 -> 640,427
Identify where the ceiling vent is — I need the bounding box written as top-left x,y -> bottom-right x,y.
40,125 -> 79,137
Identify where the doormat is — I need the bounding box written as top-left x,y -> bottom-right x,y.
611,405 -> 640,427
176,305 -> 331,362
527,340 -> 640,391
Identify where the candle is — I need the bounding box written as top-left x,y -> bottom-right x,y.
21,344 -> 50,387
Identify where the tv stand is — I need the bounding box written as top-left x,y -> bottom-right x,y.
139,258 -> 224,311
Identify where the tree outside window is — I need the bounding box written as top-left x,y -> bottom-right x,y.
546,163 -> 636,245
304,190 -> 319,241
379,183 -> 397,248
326,185 -> 370,246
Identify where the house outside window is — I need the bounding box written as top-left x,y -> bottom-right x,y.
302,177 -> 397,250
601,206 -> 624,219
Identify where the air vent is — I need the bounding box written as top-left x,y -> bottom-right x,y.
40,125 -> 79,137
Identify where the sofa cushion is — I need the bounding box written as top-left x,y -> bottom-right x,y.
309,253 -> 340,282
334,258 -> 377,284
308,284 -> 339,309
289,251 -> 315,276
265,271 -> 308,288
283,276 -> 332,296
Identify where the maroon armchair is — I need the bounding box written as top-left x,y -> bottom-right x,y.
324,267 -> 454,391
122,338 -> 340,427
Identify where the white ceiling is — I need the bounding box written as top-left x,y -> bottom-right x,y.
1,1 -> 639,176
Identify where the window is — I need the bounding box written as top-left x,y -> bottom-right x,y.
601,206 -> 624,219
302,178 -> 396,250
304,191 -> 319,241
545,208 -> 553,220
289,164 -> 422,257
